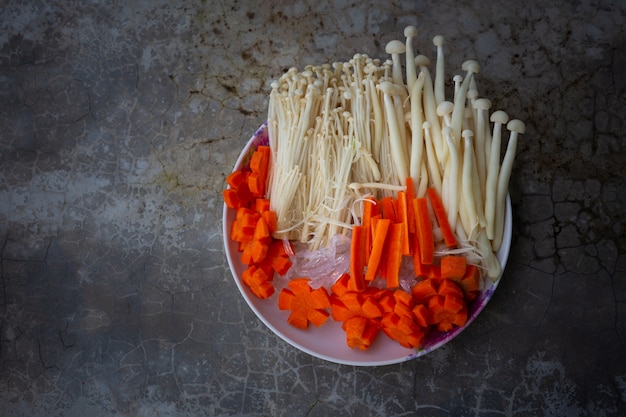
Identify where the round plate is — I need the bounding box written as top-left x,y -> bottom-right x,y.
223,123 -> 512,366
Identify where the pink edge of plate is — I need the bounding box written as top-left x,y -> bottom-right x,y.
222,123 -> 513,367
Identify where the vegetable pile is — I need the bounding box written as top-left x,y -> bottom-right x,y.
224,27 -> 524,352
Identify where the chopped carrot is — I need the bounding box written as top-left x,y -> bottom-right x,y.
247,146 -> 270,197
459,264 -> 481,302
261,210 -> 277,233
426,187 -> 457,247
411,279 -> 439,303
414,197 -> 434,265
411,304 -> 432,327
242,265 -> 274,299
343,316 -> 380,350
436,278 -> 465,299
330,273 -> 351,297
278,278 -> 331,329
364,218 -> 390,281
380,312 -> 426,348
440,255 -> 467,280
427,294 -> 468,332
225,170 -> 248,189
253,216 -> 271,244
255,197 -> 271,213
349,225 -> 368,291
250,240 -> 269,264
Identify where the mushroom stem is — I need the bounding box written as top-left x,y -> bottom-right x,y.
433,35 -> 446,105
404,26 -> 418,92
485,110 -> 509,240
378,81 -> 409,183
409,72 -> 426,182
493,119 -> 525,252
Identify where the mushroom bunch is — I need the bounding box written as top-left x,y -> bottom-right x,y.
266,27 -> 524,279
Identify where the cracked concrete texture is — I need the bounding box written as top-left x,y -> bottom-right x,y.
0,0 -> 625,415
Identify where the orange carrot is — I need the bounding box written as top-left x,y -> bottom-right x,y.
343,316 -> 380,350
382,222 -> 404,288
411,230 -> 430,277
396,191 -> 411,256
411,279 -> 439,303
380,197 -> 397,222
426,187 -> 457,248
361,198 -> 378,262
440,255 -> 467,280
241,265 -> 274,299
248,146 -> 270,197
255,197 -> 271,214
278,278 -> 331,329
405,177 -> 417,234
380,312 -> 426,348
414,197 -> 434,265
459,264 -> 481,302
349,225 -> 368,291
364,218 -> 391,281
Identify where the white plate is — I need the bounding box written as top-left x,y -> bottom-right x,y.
223,123 -> 512,366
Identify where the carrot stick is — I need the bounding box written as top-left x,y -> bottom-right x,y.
349,225 -> 368,291
405,177 -> 417,234
380,197 -> 397,222
383,223 -> 404,288
364,218 -> 391,281
414,197 -> 434,265
361,198 -> 378,262
426,187 -> 457,248
396,191 -> 411,256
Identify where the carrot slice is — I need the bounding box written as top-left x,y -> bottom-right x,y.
344,316 -> 380,350
459,264 -> 481,301
412,303 -> 433,327
440,255 -> 467,280
414,197 -> 434,265
381,313 -> 426,348
426,187 -> 457,248
278,278 -> 331,329
411,279 -> 438,303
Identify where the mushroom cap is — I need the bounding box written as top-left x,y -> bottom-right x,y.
376,80 -> 405,95
462,129 -> 474,138
462,60 -> 480,74
404,25 -> 418,38
385,39 -> 406,55
414,55 -> 430,67
507,119 -> 526,134
436,101 -> 454,116
473,98 -> 492,110
490,110 -> 510,124
433,35 -> 445,47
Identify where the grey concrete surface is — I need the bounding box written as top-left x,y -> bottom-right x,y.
1,0 -> 625,416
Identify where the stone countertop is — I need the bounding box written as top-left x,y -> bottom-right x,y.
1,0 -> 625,415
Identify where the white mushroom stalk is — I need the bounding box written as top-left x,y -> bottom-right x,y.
264,28 -> 525,279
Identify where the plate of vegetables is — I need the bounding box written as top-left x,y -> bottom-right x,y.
223,27 -> 522,366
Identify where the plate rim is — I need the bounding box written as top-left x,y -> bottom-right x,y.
222,123 -> 512,366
